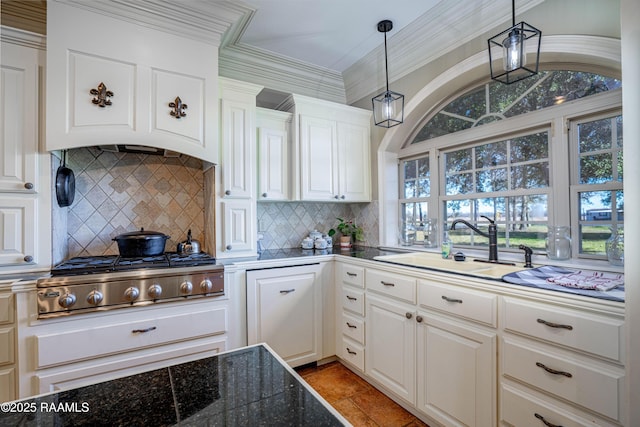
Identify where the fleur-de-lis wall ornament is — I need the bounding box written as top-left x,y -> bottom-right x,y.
90,82 -> 114,107
169,96 -> 187,119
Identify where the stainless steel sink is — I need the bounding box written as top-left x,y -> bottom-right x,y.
373,252 -> 528,279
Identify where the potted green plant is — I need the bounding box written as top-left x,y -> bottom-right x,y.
328,217 -> 364,248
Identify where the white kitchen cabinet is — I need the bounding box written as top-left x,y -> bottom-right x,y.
499,295 -> 626,426
366,294 -> 416,404
336,262 -> 366,372
0,28 -> 50,271
416,313 -> 496,427
257,108 -> 292,201
46,2 -> 219,163
0,292 -> 16,402
246,264 -> 324,367
283,94 -> 371,202
216,78 -> 263,258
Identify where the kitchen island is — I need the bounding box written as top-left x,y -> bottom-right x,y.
0,344 -> 348,426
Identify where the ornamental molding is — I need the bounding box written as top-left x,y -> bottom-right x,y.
0,26 -> 46,50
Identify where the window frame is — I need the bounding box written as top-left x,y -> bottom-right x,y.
397,86 -> 622,259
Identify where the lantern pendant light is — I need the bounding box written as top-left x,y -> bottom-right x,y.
372,20 -> 404,128
488,0 -> 541,84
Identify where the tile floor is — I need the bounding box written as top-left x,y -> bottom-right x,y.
296,361 -> 430,427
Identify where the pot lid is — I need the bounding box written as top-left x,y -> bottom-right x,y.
114,228 -> 169,240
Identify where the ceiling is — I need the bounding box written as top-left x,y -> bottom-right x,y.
235,0 -> 441,73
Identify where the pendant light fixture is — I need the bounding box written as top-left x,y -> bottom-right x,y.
372,20 -> 404,128
488,0 -> 541,84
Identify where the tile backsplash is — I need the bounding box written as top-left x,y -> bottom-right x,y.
61,147 -> 206,258
257,201 -> 379,250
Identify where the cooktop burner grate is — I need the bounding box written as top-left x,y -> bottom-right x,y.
51,252 -> 217,276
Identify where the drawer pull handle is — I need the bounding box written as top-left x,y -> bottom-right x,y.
132,326 -> 157,334
441,295 -> 463,303
537,318 -> 573,330
534,413 -> 563,427
381,281 -> 395,287
346,322 -> 357,329
535,362 -> 572,378
346,295 -> 358,301
346,347 -> 357,355
280,289 -> 295,294
346,272 -> 358,277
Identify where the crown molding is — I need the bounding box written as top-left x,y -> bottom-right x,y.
54,0 -> 246,46
343,0 -> 545,104
0,1 -> 46,35
0,25 -> 46,50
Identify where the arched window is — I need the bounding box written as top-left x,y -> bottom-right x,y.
398,71 -> 622,261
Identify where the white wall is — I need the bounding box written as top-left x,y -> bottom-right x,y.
620,0 -> 639,424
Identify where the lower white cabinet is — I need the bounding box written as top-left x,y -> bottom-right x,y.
246,263 -> 324,367
365,294 -> 416,404
0,292 -> 16,402
417,313 -> 496,427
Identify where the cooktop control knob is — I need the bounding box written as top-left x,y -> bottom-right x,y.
148,284 -> 162,299
58,293 -> 76,309
180,281 -> 193,295
124,287 -> 140,302
86,290 -> 103,306
200,279 -> 213,293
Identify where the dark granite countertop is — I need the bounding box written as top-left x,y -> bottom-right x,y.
0,345 -> 346,426
256,246 -> 398,262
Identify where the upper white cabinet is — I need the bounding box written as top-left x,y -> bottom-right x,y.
216,78 -> 263,257
282,94 -> 372,202
0,27 -> 50,271
0,39 -> 39,193
256,108 -> 292,201
46,2 -> 219,163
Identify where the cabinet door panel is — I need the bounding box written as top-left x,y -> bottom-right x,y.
366,295 -> 415,403
246,264 -> 322,367
0,197 -> 36,265
152,69 -> 204,145
417,314 -> 496,427
0,43 -> 38,192
299,116 -> 336,200
337,122 -> 370,201
221,99 -> 254,198
69,52 -> 135,131
0,367 -> 16,403
258,127 -> 288,200
221,199 -> 254,253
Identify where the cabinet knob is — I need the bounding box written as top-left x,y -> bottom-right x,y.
340,195 -> 346,199
24,182 -> 34,190
226,245 -> 232,250
23,255 -> 34,263
334,195 -> 340,199
416,315 -> 423,323
225,190 -> 231,196
405,312 -> 413,319
262,193 -> 268,198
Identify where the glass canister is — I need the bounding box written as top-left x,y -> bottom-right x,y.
545,226 -> 572,260
398,222 -> 416,246
605,226 -> 624,266
423,219 -> 438,248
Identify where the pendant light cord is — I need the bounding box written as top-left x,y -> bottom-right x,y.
511,0 -> 516,26
384,31 -> 390,92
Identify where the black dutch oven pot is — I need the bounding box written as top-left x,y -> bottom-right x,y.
112,228 -> 170,257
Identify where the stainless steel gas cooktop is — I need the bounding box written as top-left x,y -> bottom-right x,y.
37,252 -> 224,318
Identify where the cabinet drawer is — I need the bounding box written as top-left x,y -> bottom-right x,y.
339,264 -> 364,288
418,280 -> 497,326
501,382 -> 616,427
502,337 -> 624,422
36,307 -> 227,368
366,269 -> 416,303
341,286 -> 365,316
341,312 -> 364,344
502,297 -> 623,361
340,337 -> 364,372
0,293 -> 14,325
0,327 -> 14,366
